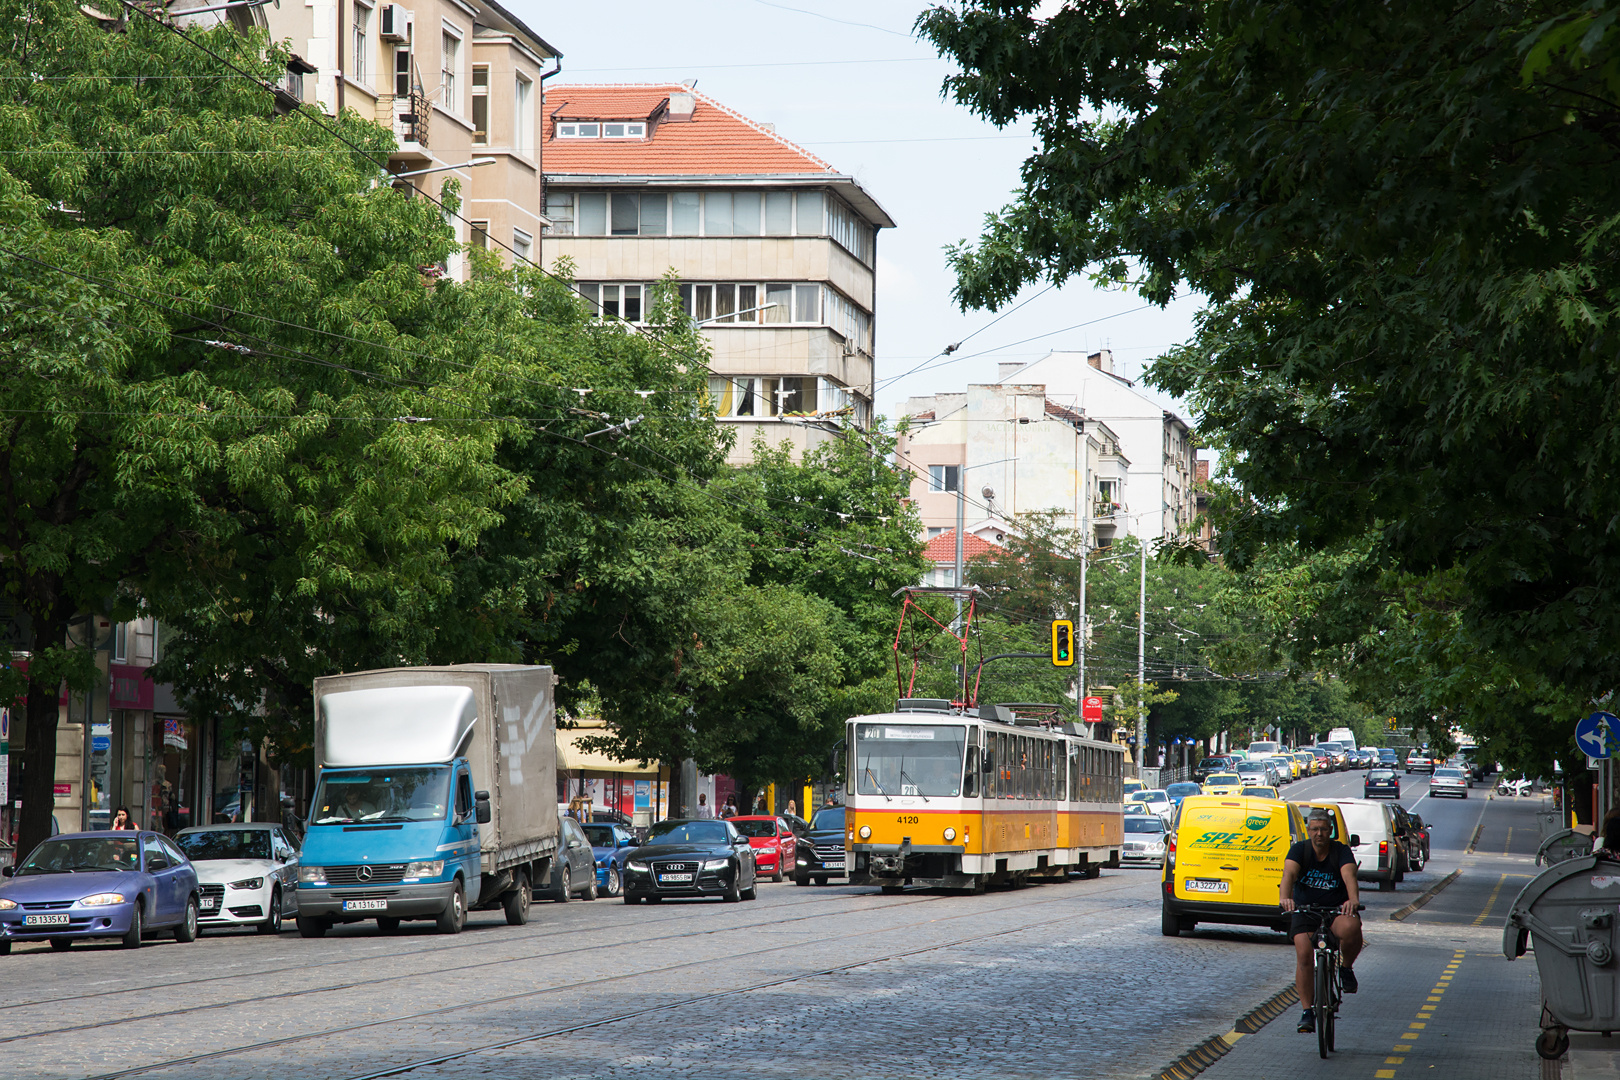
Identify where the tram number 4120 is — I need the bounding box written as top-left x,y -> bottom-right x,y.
896,815 -> 920,825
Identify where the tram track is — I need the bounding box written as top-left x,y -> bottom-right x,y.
69,883 -> 1153,1080
0,880 -> 926,1016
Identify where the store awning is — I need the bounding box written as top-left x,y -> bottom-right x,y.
556,729 -> 659,775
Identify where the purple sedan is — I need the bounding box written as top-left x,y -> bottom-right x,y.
0,831 -> 201,952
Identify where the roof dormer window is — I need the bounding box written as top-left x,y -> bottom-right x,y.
556,121 -> 645,139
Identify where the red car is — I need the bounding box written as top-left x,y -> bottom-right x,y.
728,816 -> 796,882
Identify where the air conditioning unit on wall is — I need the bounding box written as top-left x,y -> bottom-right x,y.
379,4 -> 409,41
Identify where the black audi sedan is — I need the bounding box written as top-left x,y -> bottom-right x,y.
621,819 -> 758,904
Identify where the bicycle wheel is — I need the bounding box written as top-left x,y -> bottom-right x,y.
1315,949 -> 1334,1059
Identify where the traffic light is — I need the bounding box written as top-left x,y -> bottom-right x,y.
1051,620 -> 1075,667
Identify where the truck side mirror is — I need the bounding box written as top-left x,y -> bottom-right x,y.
475,791 -> 492,825
1350,834 -> 1361,846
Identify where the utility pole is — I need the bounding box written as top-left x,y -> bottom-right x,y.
953,484 -> 965,630
1078,542 -> 1087,721
1136,533 -> 1147,768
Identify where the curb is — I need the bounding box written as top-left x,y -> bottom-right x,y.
1154,985 -> 1300,1080
1466,812 -> 1487,855
1389,868 -> 1461,921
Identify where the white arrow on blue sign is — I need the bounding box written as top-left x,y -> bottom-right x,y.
1576,711 -> 1620,759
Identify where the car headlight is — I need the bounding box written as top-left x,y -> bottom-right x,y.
403,860 -> 444,880
702,858 -> 730,870
80,892 -> 128,906
943,827 -> 957,842
858,825 -> 871,839
298,865 -> 328,884
0,898 -> 16,911
627,860 -> 649,872
228,877 -> 264,891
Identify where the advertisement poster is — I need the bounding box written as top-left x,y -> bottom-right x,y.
634,779 -> 650,811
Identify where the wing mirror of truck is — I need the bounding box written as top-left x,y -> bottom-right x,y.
1350,834 -> 1361,847
474,791 -> 492,825
1,866 -> 12,877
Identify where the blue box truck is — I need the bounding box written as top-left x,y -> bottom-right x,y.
295,664 -> 559,936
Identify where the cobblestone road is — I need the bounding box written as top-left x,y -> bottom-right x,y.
0,770 -> 1547,1080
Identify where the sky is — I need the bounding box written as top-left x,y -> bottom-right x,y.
514,0 -> 1205,426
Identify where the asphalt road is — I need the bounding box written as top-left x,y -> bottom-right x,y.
0,765 -> 1546,1080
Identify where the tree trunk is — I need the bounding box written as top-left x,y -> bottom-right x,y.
17,613 -> 69,860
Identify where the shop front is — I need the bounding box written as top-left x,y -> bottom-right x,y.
556,720 -> 668,828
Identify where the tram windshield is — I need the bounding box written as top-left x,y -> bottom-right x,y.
854,723 -> 966,798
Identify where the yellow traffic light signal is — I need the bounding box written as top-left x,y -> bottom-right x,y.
1051,620 -> 1075,667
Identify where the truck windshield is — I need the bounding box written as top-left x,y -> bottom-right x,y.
854,723 -> 966,798
310,767 -> 452,825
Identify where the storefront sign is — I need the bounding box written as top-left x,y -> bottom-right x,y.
109,664 -> 155,710
53,783 -> 72,797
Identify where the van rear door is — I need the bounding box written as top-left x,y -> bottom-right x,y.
1233,801 -> 1294,908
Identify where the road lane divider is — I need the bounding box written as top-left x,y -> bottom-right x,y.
1465,798 -> 1490,854
1153,984 -> 1300,1080
1389,870 -> 1461,922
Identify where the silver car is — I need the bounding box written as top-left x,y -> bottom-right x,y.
1121,815 -> 1169,867
1429,767 -> 1469,798
175,823 -> 301,934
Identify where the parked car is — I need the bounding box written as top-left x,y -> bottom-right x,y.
1334,798 -> 1405,890
581,822 -> 639,897
1122,815 -> 1169,868
1429,767 -> 1469,799
622,818 -> 758,903
548,817 -> 600,902
794,805 -> 848,885
0,831 -> 200,951
175,823 -> 300,935
1364,768 -> 1401,799
1164,781 -> 1203,807
728,816 -> 796,882
1194,756 -> 1237,783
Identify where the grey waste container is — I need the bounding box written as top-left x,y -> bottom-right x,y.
1505,853 -> 1620,1058
1538,808 -> 1562,839
1539,829 -> 1596,867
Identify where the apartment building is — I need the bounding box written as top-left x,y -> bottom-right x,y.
982,350 -> 1198,543
898,382 -> 1130,555
539,84 -> 893,461
180,0 -> 559,279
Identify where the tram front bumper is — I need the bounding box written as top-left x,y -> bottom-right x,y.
850,843 -> 966,886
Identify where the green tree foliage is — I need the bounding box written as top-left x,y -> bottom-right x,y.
917,2 -> 1620,729
0,2 -> 521,854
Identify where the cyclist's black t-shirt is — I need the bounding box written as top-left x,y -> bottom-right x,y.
1286,839 -> 1355,906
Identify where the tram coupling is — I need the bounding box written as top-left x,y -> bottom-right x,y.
868,838 -> 913,877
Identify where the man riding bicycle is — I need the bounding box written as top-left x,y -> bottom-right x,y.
1279,807 -> 1362,1033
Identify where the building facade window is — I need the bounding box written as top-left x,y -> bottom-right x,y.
542,188 -> 846,240
671,282 -> 826,326
929,465 -> 961,493
705,375 -> 824,417
544,192 -> 573,235
471,65 -> 488,144
515,73 -> 533,153
512,229 -> 532,263
556,121 -> 645,138
440,29 -> 460,110
469,221 -> 488,249
351,1 -> 371,85
393,47 -> 411,97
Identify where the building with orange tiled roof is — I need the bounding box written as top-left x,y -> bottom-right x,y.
539,83 -> 894,462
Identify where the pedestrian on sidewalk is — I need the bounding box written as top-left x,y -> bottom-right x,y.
1280,807 -> 1363,1033
1595,807 -> 1620,858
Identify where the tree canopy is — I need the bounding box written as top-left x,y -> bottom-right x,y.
918,0 -> 1620,764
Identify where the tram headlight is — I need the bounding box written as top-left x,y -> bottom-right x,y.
943,827 -> 957,842
858,825 -> 872,840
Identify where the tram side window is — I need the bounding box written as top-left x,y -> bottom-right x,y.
1044,741 -> 1054,800
964,739 -> 979,798
984,735 -> 997,798
1057,744 -> 1068,801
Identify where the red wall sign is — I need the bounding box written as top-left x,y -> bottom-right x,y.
109,664 -> 155,710
1082,696 -> 1104,721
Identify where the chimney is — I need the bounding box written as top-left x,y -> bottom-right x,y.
666,91 -> 696,122
1087,349 -> 1114,373
998,361 -> 1027,382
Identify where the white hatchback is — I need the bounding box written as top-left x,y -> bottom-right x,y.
176,823 -> 301,934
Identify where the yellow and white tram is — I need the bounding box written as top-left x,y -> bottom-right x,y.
845,699 -> 1126,892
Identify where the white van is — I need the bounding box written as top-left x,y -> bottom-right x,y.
1333,798 -> 1401,890
1247,740 -> 1281,760
1328,727 -> 1357,753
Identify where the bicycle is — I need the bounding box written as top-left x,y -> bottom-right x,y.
1294,903 -> 1365,1058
